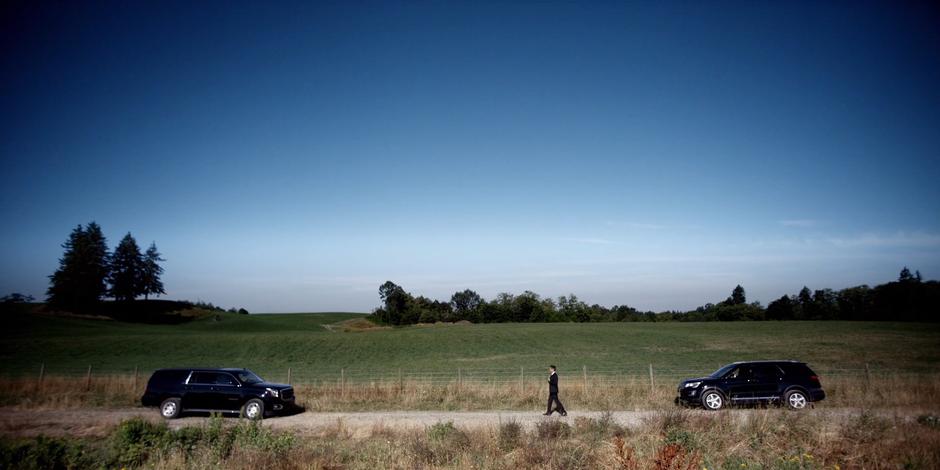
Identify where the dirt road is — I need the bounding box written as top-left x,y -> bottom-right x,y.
0,407 -> 923,438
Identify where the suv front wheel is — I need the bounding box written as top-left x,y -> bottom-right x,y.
241,398 -> 265,420
701,390 -> 725,410
160,398 -> 181,419
784,390 -> 809,410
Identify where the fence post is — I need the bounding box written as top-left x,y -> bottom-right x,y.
341,368 -> 346,397
864,363 -> 871,388
398,368 -> 403,394
287,367 -> 292,385
649,364 -> 654,396
38,362 -> 45,391
85,365 -> 92,391
133,365 -> 139,389
457,368 -> 462,395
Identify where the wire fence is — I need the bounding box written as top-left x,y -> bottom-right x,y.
13,363 -> 938,388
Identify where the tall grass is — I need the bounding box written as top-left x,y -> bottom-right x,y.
4,409 -> 940,469
3,373 -> 939,411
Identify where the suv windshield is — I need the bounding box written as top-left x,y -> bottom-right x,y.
235,370 -> 264,385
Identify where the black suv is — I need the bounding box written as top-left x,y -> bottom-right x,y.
141,368 -> 295,419
675,360 -> 825,410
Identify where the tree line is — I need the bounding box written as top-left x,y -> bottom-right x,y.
46,222 -> 165,311
371,268 -> 939,325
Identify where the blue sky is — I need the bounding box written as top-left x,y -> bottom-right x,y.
2,1 -> 939,313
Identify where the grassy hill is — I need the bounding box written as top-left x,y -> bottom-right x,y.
2,310 -> 939,384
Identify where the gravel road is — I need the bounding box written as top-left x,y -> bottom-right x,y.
0,407 -> 923,438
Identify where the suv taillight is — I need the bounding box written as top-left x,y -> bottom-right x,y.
809,375 -> 820,383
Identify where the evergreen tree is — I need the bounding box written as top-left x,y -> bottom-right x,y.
899,267 -> 914,282
47,222 -> 110,311
109,233 -> 144,301
140,242 -> 166,300
729,285 -> 746,305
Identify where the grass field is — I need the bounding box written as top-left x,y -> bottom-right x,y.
3,310 -> 939,384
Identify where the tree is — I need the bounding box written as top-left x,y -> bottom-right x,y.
140,242 -> 166,300
377,281 -> 410,325
899,267 -> 914,283
109,233 -> 144,301
766,295 -> 794,320
811,289 -> 838,320
514,291 -> 546,322
837,285 -> 871,320
1,293 -> 35,303
728,285 -> 746,305
794,286 -> 813,320
47,222 -> 110,311
558,294 -> 589,322
451,289 -> 483,322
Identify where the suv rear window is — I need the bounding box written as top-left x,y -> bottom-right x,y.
779,363 -> 816,377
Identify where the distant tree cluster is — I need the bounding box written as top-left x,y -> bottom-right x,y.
760,268 -> 937,322
1,293 -> 35,303
372,268 -> 939,325
47,222 -> 165,311
191,300 -> 250,315
372,281 -> 655,325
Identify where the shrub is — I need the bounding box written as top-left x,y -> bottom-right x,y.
110,417 -> 172,467
427,421 -> 458,442
498,420 -> 523,451
653,442 -> 700,470
611,435 -> 639,470
535,419 -> 571,439
0,436 -> 95,470
574,412 -> 624,442
840,411 -> 890,444
231,420 -> 295,454
663,427 -> 700,451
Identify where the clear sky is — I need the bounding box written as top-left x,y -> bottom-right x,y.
2,1 -> 939,313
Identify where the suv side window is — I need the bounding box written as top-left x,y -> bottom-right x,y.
752,365 -> 783,379
188,372 -> 238,386
213,373 -> 238,386
189,372 -> 212,384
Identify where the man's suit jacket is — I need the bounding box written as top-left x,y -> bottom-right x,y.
548,372 -> 559,394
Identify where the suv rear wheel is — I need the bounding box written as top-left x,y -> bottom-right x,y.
701,390 -> 725,410
784,390 -> 808,410
242,398 -> 265,420
160,398 -> 181,419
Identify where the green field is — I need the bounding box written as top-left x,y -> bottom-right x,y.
3,311 -> 939,384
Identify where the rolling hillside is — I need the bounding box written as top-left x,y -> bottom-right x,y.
3,310 -> 938,383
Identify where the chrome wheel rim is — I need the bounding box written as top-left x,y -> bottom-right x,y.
246,402 -> 261,419
704,393 -> 722,409
789,393 -> 807,409
161,402 -> 177,417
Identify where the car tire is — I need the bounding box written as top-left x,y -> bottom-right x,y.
241,398 -> 265,420
784,389 -> 809,410
701,390 -> 725,411
159,398 -> 181,419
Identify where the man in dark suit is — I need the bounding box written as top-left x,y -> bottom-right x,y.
543,365 -> 567,416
